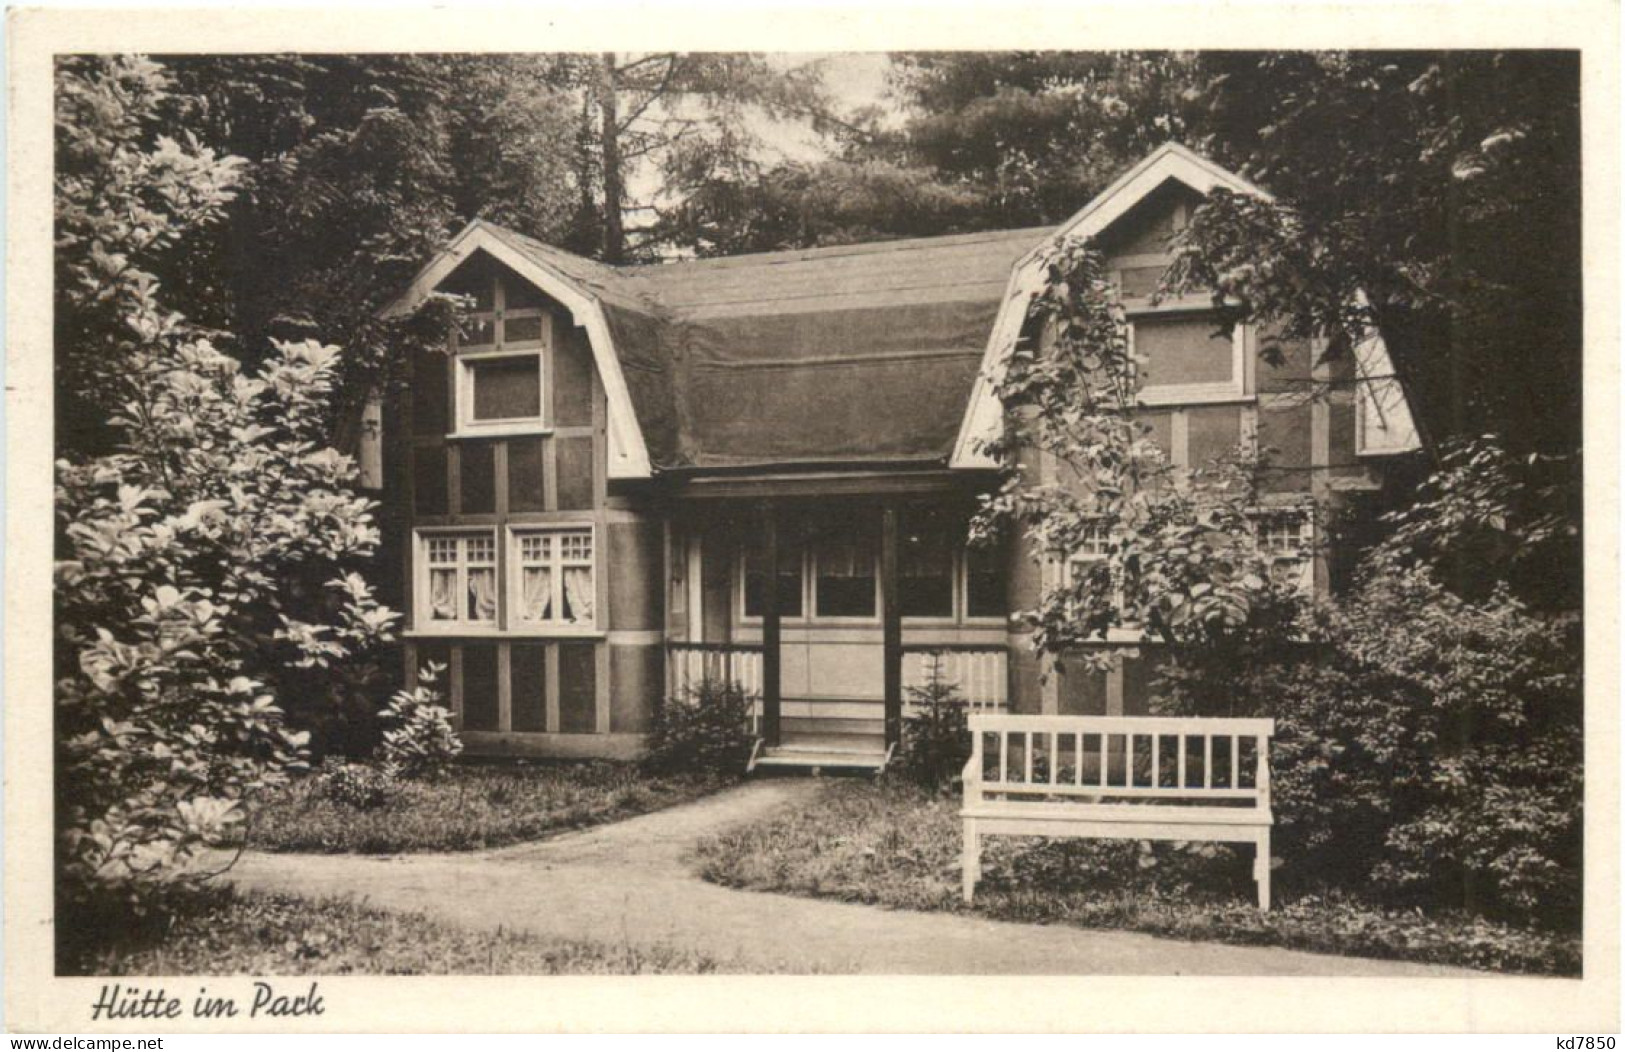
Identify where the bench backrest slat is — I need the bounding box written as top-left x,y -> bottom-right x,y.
964,714 -> 1274,810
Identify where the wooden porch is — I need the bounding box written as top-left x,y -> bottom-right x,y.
668,640 -> 1009,773
659,479 -> 1018,773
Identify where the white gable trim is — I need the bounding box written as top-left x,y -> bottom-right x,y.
382,222 -> 653,479
1353,329 -> 1423,457
952,144 -> 1272,468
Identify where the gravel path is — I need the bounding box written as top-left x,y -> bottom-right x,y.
221,779 -> 1475,976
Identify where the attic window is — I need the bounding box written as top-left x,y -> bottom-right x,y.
451,270 -> 551,436
1129,312 -> 1246,406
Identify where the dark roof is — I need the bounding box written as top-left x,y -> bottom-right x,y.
478,222 -> 1054,473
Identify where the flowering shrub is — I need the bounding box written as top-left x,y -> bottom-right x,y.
54,56 -> 398,912
1157,448 -> 1582,928
376,664 -> 462,780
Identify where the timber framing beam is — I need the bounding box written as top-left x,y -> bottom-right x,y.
881,503 -> 903,749
760,501 -> 782,748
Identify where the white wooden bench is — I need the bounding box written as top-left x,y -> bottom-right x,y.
961,714 -> 1276,909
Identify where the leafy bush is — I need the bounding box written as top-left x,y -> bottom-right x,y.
643,679 -> 755,776
1156,444 -> 1582,928
376,663 -> 461,780
897,657 -> 971,790
53,57 -> 397,918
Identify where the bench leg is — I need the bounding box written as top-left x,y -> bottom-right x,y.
962,817 -> 980,903
1255,829 -> 1271,912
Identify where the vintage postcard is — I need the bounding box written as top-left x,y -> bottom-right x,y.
5,0 -> 1620,1034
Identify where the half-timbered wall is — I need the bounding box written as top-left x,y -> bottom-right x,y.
1010,183 -> 1378,718
399,253 -> 657,758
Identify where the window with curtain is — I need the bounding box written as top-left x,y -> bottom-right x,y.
814,525 -> 877,619
899,510 -> 954,618
420,531 -> 497,628
743,535 -> 803,619
512,527 -> 596,629
964,542 -> 1006,619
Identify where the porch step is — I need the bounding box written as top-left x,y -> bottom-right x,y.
749,731 -> 889,774
752,751 -> 887,773
781,715 -> 884,737
777,731 -> 886,755
779,699 -> 884,720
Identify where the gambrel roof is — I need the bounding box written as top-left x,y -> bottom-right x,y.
385,143 -> 1418,478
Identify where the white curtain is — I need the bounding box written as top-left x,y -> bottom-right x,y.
562,567 -> 593,624
521,566 -> 552,621
467,568 -> 497,621
429,569 -> 457,620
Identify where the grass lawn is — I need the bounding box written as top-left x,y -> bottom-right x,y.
694,778 -> 1581,976
64,888 -> 737,975
243,760 -> 727,854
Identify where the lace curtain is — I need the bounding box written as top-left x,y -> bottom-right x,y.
521,566 -> 552,621
467,568 -> 497,621
429,569 -> 457,620
562,567 -> 593,624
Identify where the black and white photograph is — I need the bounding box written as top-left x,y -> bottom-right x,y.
5,3 -> 1619,1035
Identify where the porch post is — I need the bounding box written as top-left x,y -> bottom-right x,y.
760,501 -> 782,747
881,503 -> 903,750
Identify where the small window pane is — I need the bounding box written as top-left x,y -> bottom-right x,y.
816,529 -> 876,618
561,566 -> 594,625
466,567 -> 497,621
900,512 -> 953,618
966,544 -> 1005,619
519,566 -> 552,621
502,278 -> 546,310
503,314 -> 545,344
466,534 -> 496,565
470,356 -> 541,421
744,539 -> 803,619
459,317 -> 496,347
428,568 -> 458,620
561,531 -> 593,562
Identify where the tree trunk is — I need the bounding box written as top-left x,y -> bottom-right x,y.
597,53 -> 626,264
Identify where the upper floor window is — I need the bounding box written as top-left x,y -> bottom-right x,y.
1065,521 -> 1124,617
451,271 -> 550,436
1256,511 -> 1314,594
1129,312 -> 1245,405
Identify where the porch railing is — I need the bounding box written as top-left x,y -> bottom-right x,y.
902,644 -> 1009,712
667,641 -> 765,700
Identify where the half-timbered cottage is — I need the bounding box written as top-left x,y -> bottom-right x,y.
376,143 -> 1420,769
